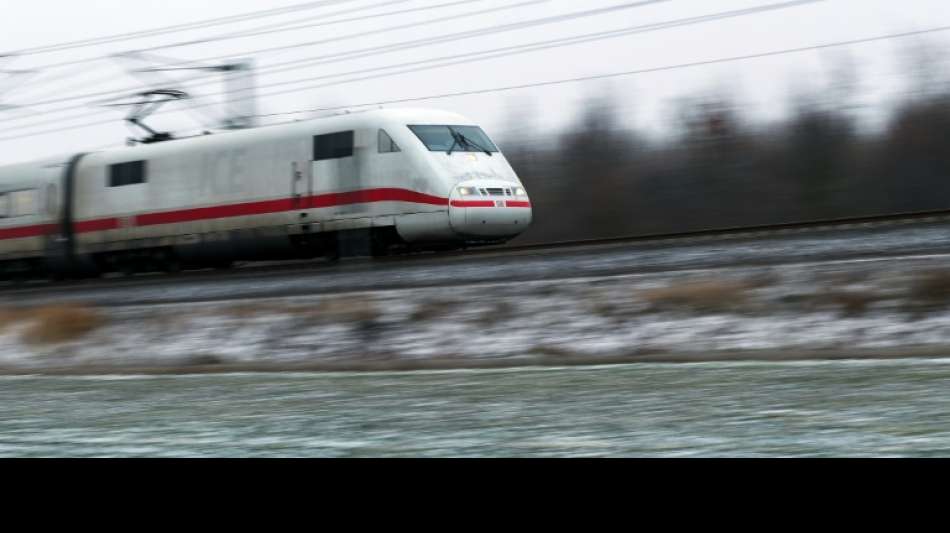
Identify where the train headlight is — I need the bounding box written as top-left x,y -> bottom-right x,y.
513,187 -> 527,196
458,187 -> 478,196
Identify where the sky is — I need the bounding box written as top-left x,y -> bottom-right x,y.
0,0 -> 949,165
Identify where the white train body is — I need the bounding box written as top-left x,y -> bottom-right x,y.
0,108 -> 532,277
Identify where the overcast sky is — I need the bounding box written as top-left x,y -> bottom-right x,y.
1,0 -> 949,165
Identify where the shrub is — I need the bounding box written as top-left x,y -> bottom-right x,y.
640,279 -> 750,313
908,271 -> 950,306
19,305 -> 105,345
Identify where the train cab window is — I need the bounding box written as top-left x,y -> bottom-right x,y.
109,160 -> 147,187
378,130 -> 401,153
313,131 -> 354,161
0,194 -> 9,218
408,125 -> 499,153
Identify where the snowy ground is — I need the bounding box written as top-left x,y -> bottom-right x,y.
4,253 -> 950,373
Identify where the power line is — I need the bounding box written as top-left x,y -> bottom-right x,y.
2,0 -> 363,57
1,24 -> 947,144
2,0 -> 663,120
115,0 -> 830,115
3,0 -> 524,113
139,0 -> 464,54
12,0 -> 411,77
234,0 -> 828,99
44,0 -> 659,100
0,0 -> 826,133
6,0 -> 413,101
136,0 -> 545,72
199,0 -> 673,74
255,25 -> 950,118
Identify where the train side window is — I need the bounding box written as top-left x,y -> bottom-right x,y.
378,130 -> 401,153
109,160 -> 147,187
0,190 -> 37,218
10,190 -> 37,217
313,131 -> 354,161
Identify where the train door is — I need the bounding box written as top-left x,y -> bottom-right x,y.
311,131 -> 357,217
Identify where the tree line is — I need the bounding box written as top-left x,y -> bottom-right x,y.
498,58 -> 950,244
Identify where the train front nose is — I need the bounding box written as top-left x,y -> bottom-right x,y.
448,181 -> 533,241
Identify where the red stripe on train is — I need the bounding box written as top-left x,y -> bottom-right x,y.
135,188 -> 448,227
0,188 -> 451,240
0,223 -> 57,240
311,189 -> 448,209
450,200 -> 496,208
75,218 -> 121,233
449,200 -> 533,208
135,198 -> 294,226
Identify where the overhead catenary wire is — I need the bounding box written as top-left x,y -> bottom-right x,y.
1,0 -> 364,57
193,0 -> 674,74
137,0 -> 475,54
250,25 -> 950,117
6,0 -> 415,101
30,0 -> 670,96
6,0 -> 415,85
130,0 -> 546,73
2,0 -> 667,121
0,0 -> 825,131
229,0 -> 830,98
3,0 -> 533,113
2,24 -> 947,144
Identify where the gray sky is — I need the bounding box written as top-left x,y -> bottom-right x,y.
1,0 -> 949,165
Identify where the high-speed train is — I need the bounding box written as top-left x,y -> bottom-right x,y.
0,108 -> 532,279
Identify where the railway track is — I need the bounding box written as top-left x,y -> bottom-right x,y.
3,206 -> 950,306
494,207 -> 950,253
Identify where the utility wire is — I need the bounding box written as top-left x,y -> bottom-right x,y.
7,0 -> 413,101
91,0 -> 840,117
13,0 -> 410,75
254,25 -> 950,118
232,0 -> 829,99
197,0 -> 673,73
4,0 -> 520,112
2,0 -> 363,57
2,24 -> 946,143
2,0 -> 661,119
134,0 -> 543,73
139,0 -> 467,53
0,0 -> 822,133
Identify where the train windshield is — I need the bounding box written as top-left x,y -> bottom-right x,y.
408,125 -> 499,153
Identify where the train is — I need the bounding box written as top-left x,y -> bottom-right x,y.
0,108 -> 533,279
